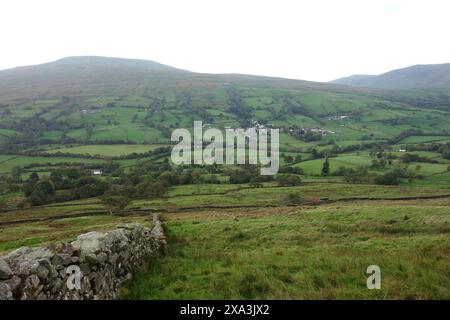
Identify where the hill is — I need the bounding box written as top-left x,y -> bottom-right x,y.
0,56 -> 449,165
0,56 -> 330,102
331,63 -> 450,89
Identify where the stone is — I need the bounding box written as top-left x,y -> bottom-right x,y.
109,253 -> 119,265
36,265 -> 50,280
85,254 -> 100,265
48,243 -> 74,255
103,229 -> 129,249
17,260 -> 40,276
71,257 -> 80,264
21,275 -> 42,299
50,278 -> 63,294
79,263 -> 90,275
51,253 -> 72,266
96,253 -> 108,264
21,247 -> 53,261
4,275 -> 21,293
37,292 -> 48,300
0,258 -> 13,280
25,274 -> 40,289
0,218 -> 167,300
71,231 -> 106,255
0,282 -> 13,300
3,247 -> 33,262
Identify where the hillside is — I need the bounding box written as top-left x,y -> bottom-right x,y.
0,56 -> 450,175
331,63 -> 450,89
0,56 -> 329,102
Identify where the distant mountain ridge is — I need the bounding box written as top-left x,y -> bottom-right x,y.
331,63 -> 450,89
0,56 -> 331,102
2,56 -> 450,103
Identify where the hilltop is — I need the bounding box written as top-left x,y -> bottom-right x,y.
331,63 -> 450,89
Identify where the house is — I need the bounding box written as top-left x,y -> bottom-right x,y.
92,169 -> 103,176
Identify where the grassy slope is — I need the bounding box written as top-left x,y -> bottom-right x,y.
1,182 -> 449,299
125,199 -> 450,299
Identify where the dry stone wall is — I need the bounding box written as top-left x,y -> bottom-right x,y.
0,214 -> 166,300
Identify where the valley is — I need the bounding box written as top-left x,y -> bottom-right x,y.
0,57 -> 449,299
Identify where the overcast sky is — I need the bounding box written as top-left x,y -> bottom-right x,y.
1,0 -> 449,82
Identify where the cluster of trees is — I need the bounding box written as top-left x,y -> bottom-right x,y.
276,174 -> 302,187
21,169 -> 110,206
339,167 -> 371,184
398,153 -> 438,164
228,165 -> 274,185
373,166 -> 422,185
292,130 -> 323,142
12,159 -> 231,209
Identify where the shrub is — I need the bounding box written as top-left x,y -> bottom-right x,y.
276,174 -> 302,187
285,193 -> 302,205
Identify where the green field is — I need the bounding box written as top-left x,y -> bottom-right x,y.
125,198 -> 450,299
46,144 -> 167,157
400,136 -> 450,144
0,155 -> 105,174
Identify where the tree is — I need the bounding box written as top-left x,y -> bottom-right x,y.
192,170 -> 202,194
374,172 -> 400,185
33,180 -> 55,195
11,167 -> 22,182
24,172 -> 40,196
321,157 -> 330,176
276,174 -> 301,187
28,191 -> 47,206
284,155 -> 294,163
137,180 -> 167,198
28,172 -> 40,184
207,175 -> 219,184
101,194 -> 130,215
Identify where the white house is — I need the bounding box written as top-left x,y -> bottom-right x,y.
92,169 -> 103,176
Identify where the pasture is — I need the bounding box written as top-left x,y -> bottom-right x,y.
125,198 -> 450,299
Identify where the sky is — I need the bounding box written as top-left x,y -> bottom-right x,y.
1,0 -> 449,82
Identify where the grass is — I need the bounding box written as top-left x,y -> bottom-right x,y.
400,135 -> 450,144
295,153 -> 373,175
133,183 -> 450,210
0,155 -> 106,174
46,144 -> 167,157
125,199 -> 450,299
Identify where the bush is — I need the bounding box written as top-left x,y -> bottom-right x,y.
285,193 -> 302,205
101,193 -> 131,214
374,172 -> 400,185
276,174 -> 302,187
